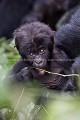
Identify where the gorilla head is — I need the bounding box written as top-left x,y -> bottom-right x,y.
14,22 -> 54,71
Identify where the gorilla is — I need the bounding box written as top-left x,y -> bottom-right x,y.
54,8 -> 80,75
10,22 -> 77,91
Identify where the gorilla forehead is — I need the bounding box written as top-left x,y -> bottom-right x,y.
25,36 -> 51,51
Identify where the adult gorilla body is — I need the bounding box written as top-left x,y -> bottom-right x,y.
54,8 -> 80,74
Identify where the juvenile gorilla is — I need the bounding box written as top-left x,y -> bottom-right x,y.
11,22 -> 76,91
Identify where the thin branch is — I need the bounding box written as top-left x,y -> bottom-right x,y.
36,68 -> 79,77
41,105 -> 53,119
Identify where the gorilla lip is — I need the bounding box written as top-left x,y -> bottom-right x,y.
36,68 -> 45,75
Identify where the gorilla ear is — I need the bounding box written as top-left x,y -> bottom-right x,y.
13,30 -> 20,50
13,37 -> 19,50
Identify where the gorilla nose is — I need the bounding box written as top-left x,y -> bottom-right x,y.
35,59 -> 43,64
34,55 -> 43,67
34,56 -> 43,65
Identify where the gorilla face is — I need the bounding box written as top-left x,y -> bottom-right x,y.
25,40 -> 49,69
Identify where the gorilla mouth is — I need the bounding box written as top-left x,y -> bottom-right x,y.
36,68 -> 45,75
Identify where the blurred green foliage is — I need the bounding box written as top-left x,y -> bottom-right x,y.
0,38 -> 80,120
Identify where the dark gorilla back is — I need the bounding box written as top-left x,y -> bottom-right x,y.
55,8 -> 80,59
55,24 -> 80,58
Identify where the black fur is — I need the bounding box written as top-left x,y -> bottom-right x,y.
55,8 -> 80,74
56,5 -> 80,29
10,22 -> 76,91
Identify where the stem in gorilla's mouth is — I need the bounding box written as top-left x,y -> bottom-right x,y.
35,68 -> 79,77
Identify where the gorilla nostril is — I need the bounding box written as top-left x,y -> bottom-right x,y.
35,60 -> 43,64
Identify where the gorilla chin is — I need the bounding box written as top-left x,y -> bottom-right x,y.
33,57 -> 47,75
33,58 -> 47,68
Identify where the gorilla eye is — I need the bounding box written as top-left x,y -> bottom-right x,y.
29,52 -> 34,57
39,49 -> 45,54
